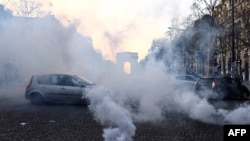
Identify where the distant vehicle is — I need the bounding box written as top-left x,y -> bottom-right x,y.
174,75 -> 199,83
194,76 -> 250,100
173,75 -> 199,91
25,74 -> 95,105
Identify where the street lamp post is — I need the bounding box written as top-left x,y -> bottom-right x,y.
231,0 -> 236,78
196,27 -> 213,77
208,28 -> 213,76
244,48 -> 249,81
166,27 -> 185,74
222,53 -> 226,75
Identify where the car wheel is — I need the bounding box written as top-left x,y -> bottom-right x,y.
30,93 -> 44,105
241,91 -> 249,100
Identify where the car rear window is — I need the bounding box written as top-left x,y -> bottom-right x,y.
197,78 -> 214,85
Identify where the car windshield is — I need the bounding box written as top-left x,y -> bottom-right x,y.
73,75 -> 94,85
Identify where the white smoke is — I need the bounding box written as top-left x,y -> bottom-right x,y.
219,103 -> 250,124
87,86 -> 136,141
86,56 -> 250,140
0,14 -> 104,85
1,6 -> 250,141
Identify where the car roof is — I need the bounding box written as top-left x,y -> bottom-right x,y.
199,77 -> 214,79
199,76 -> 230,79
175,75 -> 195,77
175,75 -> 198,78
33,73 -> 72,77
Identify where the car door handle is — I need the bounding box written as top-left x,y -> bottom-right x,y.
61,87 -> 65,90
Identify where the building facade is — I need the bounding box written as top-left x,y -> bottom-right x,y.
214,0 -> 250,80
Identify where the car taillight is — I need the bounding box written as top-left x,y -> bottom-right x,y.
212,81 -> 216,88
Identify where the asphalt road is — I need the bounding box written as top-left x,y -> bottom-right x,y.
1,86 -> 247,141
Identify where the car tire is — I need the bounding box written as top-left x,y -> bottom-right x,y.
241,91 -> 249,100
30,93 -> 44,105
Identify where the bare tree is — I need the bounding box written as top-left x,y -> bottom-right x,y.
14,0 -> 42,17
190,0 -> 221,20
180,14 -> 195,28
0,0 -> 10,6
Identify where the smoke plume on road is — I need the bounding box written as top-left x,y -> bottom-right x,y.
87,86 -> 135,141
1,8 -> 250,141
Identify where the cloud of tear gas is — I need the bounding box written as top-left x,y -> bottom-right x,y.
87,86 -> 136,141
18,0 -> 194,61
87,59 -> 250,141
86,36 -> 250,140
103,31 -> 126,59
218,103 -> 250,124
0,13 -> 105,87
1,4 -> 250,141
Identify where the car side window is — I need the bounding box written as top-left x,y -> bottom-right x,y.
50,75 -> 58,85
71,78 -> 82,87
57,75 -> 74,86
37,75 -> 51,85
223,78 -> 239,89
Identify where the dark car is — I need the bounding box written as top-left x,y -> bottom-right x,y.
25,74 -> 95,105
194,76 -> 250,100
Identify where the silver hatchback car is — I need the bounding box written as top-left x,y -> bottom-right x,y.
25,74 -> 94,105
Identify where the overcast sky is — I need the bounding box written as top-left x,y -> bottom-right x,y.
4,0 -> 194,61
